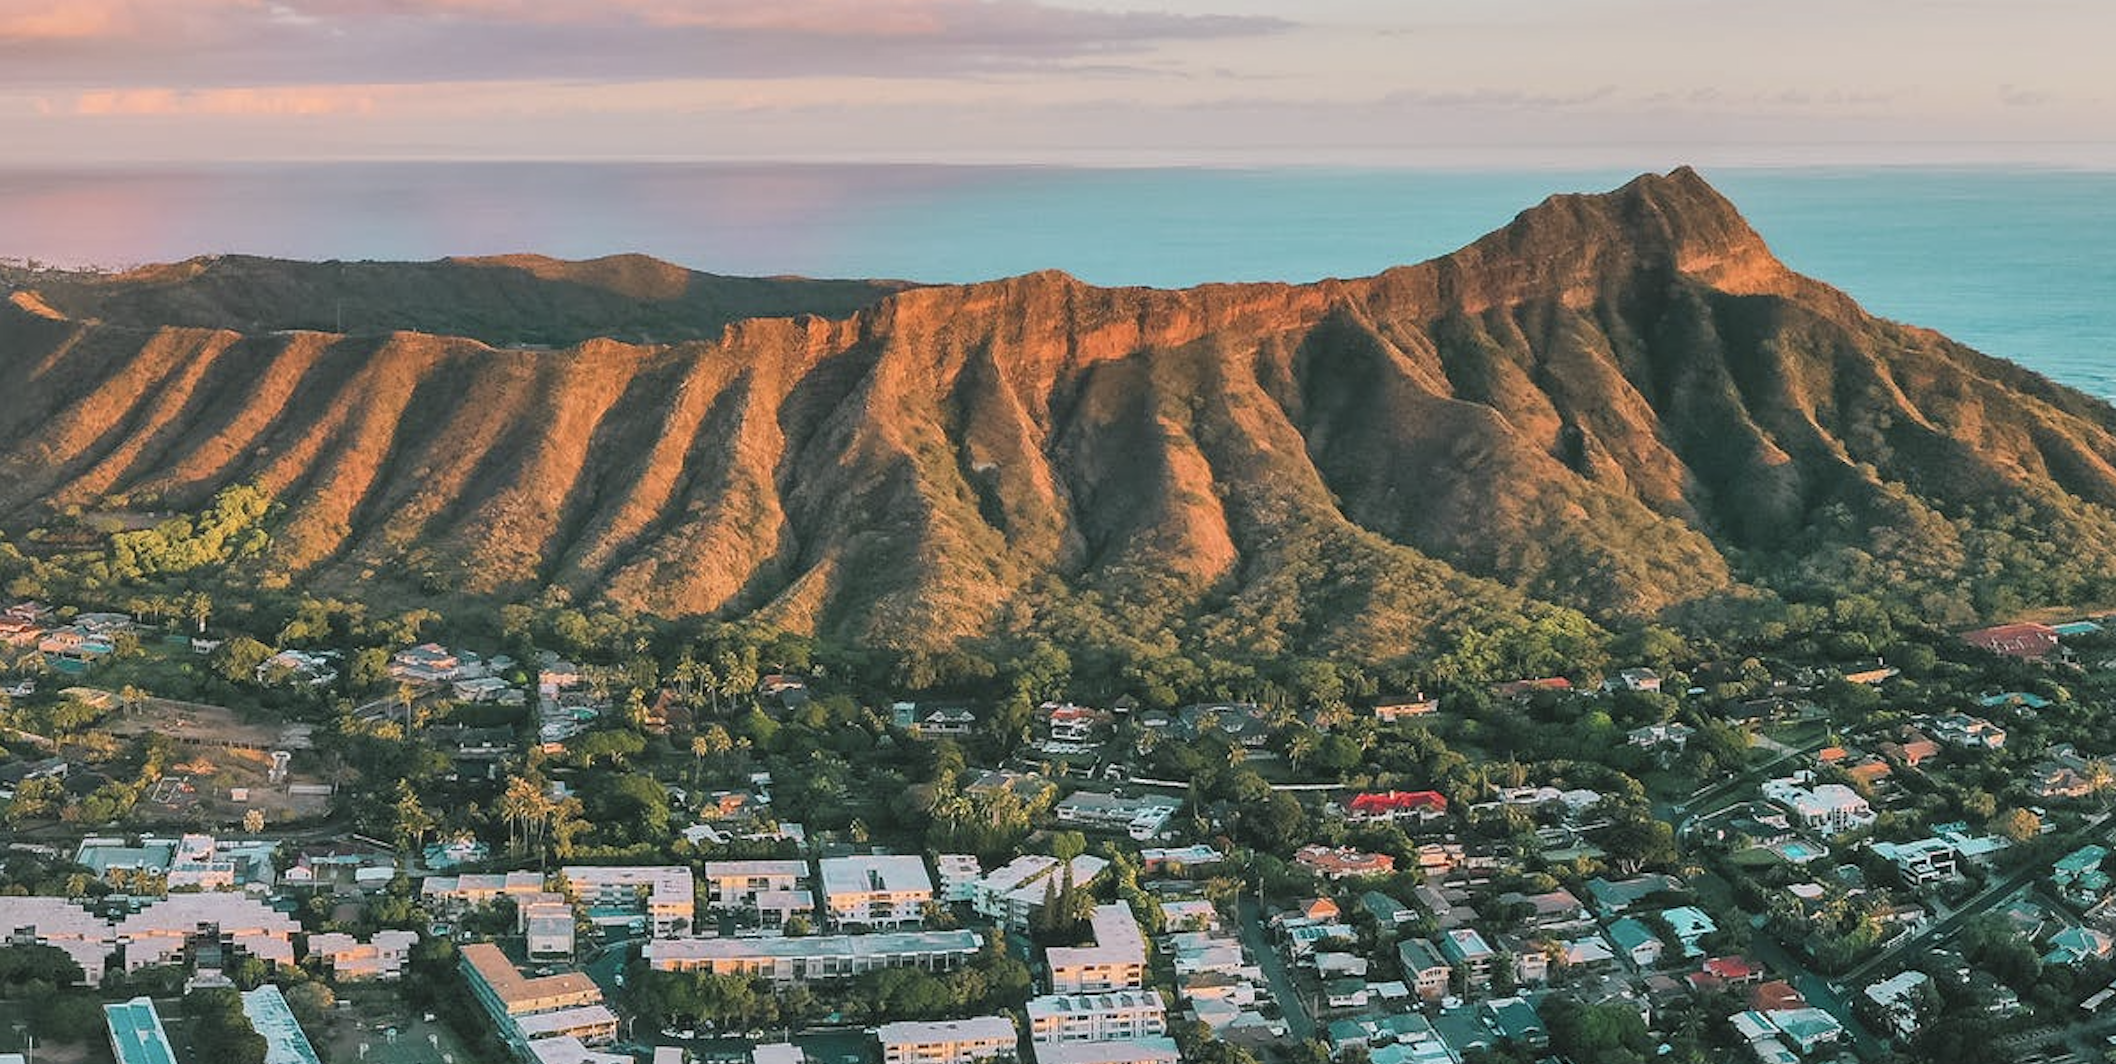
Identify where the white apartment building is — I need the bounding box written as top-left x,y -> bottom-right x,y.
559,866 -> 696,937
1047,904 -> 1147,993
1026,991 -> 1167,1045
701,860 -> 811,908
819,855 -> 934,928
875,1016 -> 1018,1064
971,854 -> 1109,930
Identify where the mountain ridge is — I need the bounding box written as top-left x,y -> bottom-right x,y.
6,168 -> 2116,657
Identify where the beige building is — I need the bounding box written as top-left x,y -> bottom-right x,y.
875,1016 -> 1018,1064
701,860 -> 810,908
1046,904 -> 1146,994
306,929 -> 420,980
643,930 -> 981,986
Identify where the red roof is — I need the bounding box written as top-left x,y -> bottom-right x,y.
1962,622 -> 2061,659
1703,955 -> 1763,981
1349,790 -> 1449,816
1748,980 -> 1806,1012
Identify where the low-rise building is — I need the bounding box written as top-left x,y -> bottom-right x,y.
559,866 -> 695,937
242,985 -> 325,1064
1047,904 -> 1147,993
461,943 -> 617,1058
306,929 -> 420,980
701,860 -> 811,909
875,1017 -> 1018,1064
1871,838 -> 1959,889
1027,991 -> 1167,1044
1052,792 -> 1183,841
819,854 -> 934,929
642,930 -> 982,985
1293,845 -> 1395,880
970,854 -> 1109,930
104,997 -> 178,1064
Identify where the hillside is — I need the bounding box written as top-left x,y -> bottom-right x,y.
5,167 -> 2116,657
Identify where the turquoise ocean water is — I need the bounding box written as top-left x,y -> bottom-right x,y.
0,163 -> 2109,400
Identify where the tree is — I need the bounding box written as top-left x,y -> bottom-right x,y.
284,981 -> 336,1027
242,808 -> 266,834
392,780 -> 437,855
210,636 -> 272,684
1994,808 -> 2042,843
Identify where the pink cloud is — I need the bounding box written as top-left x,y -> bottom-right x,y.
0,0 -> 1289,89
73,86 -> 381,117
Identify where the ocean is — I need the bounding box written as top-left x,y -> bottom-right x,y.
1,162 -> 2109,400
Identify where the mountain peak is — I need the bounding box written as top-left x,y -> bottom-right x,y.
1427,167 -> 1791,311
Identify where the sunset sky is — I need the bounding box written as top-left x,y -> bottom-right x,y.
1,0 -> 2109,166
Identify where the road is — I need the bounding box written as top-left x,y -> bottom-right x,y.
1847,811 -> 2111,984
1236,896 -> 1314,1043
1747,928 -> 1888,1060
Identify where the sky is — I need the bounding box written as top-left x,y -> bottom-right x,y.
0,0 -> 2111,166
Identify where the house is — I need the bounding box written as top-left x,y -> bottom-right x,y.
1372,694 -> 1439,723
1480,997 -> 1547,1048
2052,844 -> 2111,904
1659,907 -> 1718,957
1616,668 -> 1663,693
1761,773 -> 1874,836
1297,897 -> 1342,922
255,649 -> 338,687
1871,838 -> 1959,889
1396,939 -> 1454,1002
1961,622 -> 2061,660
1585,874 -> 1681,915
1345,790 -> 1448,823
1863,970 -> 1931,1040
1436,928 -> 1497,988
1053,792 -> 1183,841
1607,918 -> 1664,969
1929,713 -> 2006,750
1841,663 -> 1900,685
1177,703 -> 1273,746
1627,723 -> 1695,751
1138,845 -> 1223,876
1498,888 -> 1589,931
1294,845 -> 1395,880
1880,732 -> 1940,767
2043,925 -> 2115,967
1360,891 -> 1417,929
893,702 -> 978,738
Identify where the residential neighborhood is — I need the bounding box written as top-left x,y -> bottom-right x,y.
9,586 -> 2116,1064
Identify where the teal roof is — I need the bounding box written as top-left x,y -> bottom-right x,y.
104,998 -> 178,1064
1607,917 -> 1661,954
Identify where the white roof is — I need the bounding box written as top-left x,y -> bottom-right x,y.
819,854 -> 933,897
875,1016 -> 1017,1046
1033,1039 -> 1181,1064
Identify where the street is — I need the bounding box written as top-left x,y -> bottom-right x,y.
1237,895 -> 1314,1043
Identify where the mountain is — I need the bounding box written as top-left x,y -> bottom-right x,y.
6,167 -> 2116,658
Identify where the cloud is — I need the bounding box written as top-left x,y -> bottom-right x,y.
0,0 -> 1291,89
72,86 -> 381,116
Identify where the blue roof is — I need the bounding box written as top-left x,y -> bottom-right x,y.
104,997 -> 178,1064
